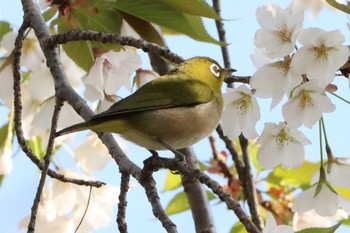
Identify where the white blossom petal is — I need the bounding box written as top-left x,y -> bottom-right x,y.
222,86 -> 260,139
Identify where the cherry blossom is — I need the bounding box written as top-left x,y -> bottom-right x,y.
221,85 -> 260,139
263,211 -> 294,233
24,52 -> 84,137
312,158 -> 350,190
290,28 -> 349,85
292,0 -> 348,16
282,80 -> 335,128
73,134 -> 127,173
83,50 -> 141,102
20,171 -> 119,232
257,122 -> 311,169
0,148 -> 12,176
133,69 -> 159,89
293,209 -> 349,230
250,57 -> 302,108
250,47 -> 275,69
254,3 -> 303,58
19,203 -> 75,233
1,31 -> 46,71
292,182 -> 350,216
0,60 -> 13,106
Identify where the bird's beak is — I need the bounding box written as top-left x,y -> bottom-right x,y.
222,68 -> 236,76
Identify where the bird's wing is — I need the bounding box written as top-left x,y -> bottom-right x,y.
91,76 -> 214,120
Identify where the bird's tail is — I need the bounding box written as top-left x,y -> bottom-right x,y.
55,122 -> 89,137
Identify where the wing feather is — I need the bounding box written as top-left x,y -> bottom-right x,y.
91,75 -> 214,120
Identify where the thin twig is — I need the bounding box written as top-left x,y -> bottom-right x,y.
45,30 -> 184,64
212,0 -> 231,69
216,125 -> 244,178
208,135 -> 234,183
211,0 -> 262,228
75,186 -> 93,233
239,135 -> 263,230
225,74 -> 251,84
28,98 -> 63,232
117,172 -> 130,233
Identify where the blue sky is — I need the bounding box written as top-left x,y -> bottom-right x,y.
1,0 -> 350,232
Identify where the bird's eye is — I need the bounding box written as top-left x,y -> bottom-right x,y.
210,63 -> 220,78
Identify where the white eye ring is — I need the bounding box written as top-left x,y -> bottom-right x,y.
210,63 -> 220,78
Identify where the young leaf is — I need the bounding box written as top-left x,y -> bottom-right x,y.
266,161 -> 319,190
55,6 -> 122,71
163,170 -> 182,192
161,0 -> 220,19
0,21 -> 11,42
42,7 -> 58,22
165,190 -> 216,215
230,222 -> 246,233
296,221 -> 342,233
165,191 -> 190,215
118,11 -> 165,46
113,0 -> 222,45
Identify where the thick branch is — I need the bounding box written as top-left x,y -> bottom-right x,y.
20,0 -> 176,231
179,148 -> 215,233
143,156 -> 261,233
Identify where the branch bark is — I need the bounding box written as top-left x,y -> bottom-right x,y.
180,148 -> 215,233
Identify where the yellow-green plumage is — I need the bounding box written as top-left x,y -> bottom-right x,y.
56,57 -> 233,150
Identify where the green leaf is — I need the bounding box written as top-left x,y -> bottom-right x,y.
165,191 -> 190,215
266,161 -> 319,190
55,5 -> 123,71
229,222 -> 246,233
0,175 -> 3,186
42,7 -> 58,22
161,0 -> 219,19
0,123 -> 9,149
342,216 -> 350,227
118,11 -> 165,46
249,142 -> 263,171
296,222 -> 342,233
198,161 -> 207,171
162,162 -> 207,192
27,137 -> 45,161
113,0 -> 222,45
0,21 -> 11,42
165,190 -> 216,215
163,170 -> 182,192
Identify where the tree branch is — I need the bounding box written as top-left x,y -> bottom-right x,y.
211,0 -> 262,229
179,147 -> 215,233
117,172 -> 130,233
212,0 -> 231,69
45,30 -> 185,65
142,156 -> 261,233
20,1 -> 177,232
27,98 -> 63,232
141,154 -> 178,233
239,135 -> 263,230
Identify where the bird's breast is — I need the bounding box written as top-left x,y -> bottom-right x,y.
123,98 -> 223,150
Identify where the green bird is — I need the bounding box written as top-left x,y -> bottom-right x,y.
56,57 -> 234,150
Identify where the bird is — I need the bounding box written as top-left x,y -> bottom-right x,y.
55,57 -> 234,150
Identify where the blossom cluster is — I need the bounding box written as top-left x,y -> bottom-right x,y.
220,0 -> 350,231
0,20 -> 142,232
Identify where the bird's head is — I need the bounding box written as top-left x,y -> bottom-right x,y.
177,57 -> 235,91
